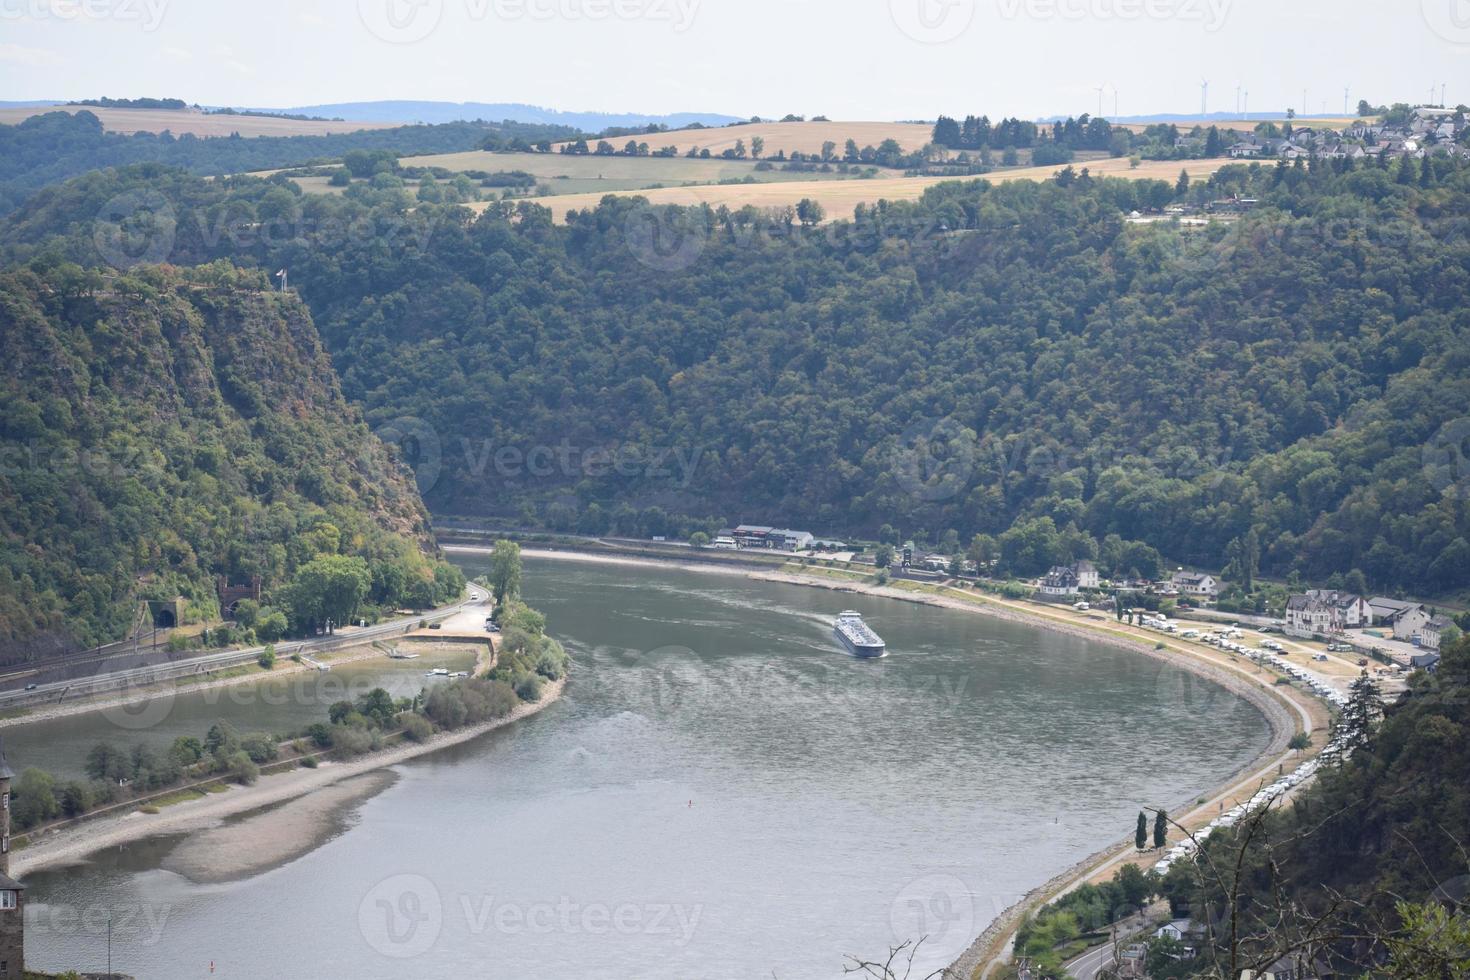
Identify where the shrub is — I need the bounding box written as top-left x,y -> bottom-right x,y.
305,722 -> 333,748
225,752 -> 259,785
514,674 -> 543,703
170,736 -> 205,767
256,610 -> 288,643
300,756 -> 318,768
258,644 -> 277,669
400,713 -> 434,743
240,732 -> 278,764
88,779 -> 119,806
329,724 -> 373,758
58,781 -> 93,818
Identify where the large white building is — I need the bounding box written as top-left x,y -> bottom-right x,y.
1285,590 -> 1372,637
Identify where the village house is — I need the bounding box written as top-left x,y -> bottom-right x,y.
1285,590 -> 1371,636
1036,559 -> 1098,600
1037,565 -> 1079,600
1170,570 -> 1219,600
1369,597 -> 1431,641
1285,594 -> 1333,638
1072,559 -> 1099,590
1417,615 -> 1453,651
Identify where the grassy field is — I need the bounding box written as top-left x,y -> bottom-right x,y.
466,155 -> 1231,223
0,105 -> 396,137
1112,116 -> 1353,133
553,120 -> 936,159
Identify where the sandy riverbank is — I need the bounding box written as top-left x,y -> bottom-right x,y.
12,677 -> 565,878
447,544 -> 773,576
162,771 -> 397,884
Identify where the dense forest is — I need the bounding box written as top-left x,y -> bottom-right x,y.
3,153 -> 1468,596
0,262 -> 462,657
0,111 -> 578,215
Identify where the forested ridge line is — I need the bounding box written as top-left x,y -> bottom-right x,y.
3,153 -> 1467,597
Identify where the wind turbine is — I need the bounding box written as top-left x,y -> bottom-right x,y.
1235,83 -> 1242,117
1112,85 -> 1119,119
1343,84 -> 1350,116
1095,84 -> 1106,118
1200,78 -> 1209,116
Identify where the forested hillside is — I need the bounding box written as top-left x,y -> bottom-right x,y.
4,155 -> 1468,595
0,111 -> 576,215
0,262 -> 461,658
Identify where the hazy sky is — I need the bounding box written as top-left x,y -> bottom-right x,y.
1,0 -> 1466,120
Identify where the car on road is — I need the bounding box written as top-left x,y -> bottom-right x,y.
24,683 -> 37,691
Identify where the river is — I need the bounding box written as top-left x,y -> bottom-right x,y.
18,556 -> 1272,979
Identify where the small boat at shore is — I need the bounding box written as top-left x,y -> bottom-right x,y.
834,611 -> 886,658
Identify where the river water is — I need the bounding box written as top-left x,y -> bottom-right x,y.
19,556 -> 1271,979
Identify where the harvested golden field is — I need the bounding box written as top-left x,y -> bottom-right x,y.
468,155 -> 1230,223
395,149 -> 857,194
552,120 -> 936,159
0,105 -> 396,137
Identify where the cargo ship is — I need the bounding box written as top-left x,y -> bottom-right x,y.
834,610 -> 887,658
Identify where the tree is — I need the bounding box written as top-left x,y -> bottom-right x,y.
1288,732 -> 1312,755
12,768 -> 59,827
85,743 -> 131,783
1153,808 -> 1168,849
967,533 -> 997,570
1176,168 -> 1191,196
355,687 -> 397,729
689,531 -> 710,548
1225,529 -> 1260,591
750,136 -> 764,159
170,736 -> 204,767
1136,811 -> 1149,850
1342,671 -> 1385,755
258,644 -> 276,669
875,544 -> 894,569
1385,900 -> 1470,978
489,539 -> 523,606
796,198 -> 825,226
285,554 -> 371,632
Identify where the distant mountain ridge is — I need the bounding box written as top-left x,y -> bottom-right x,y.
257,100 -> 743,131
